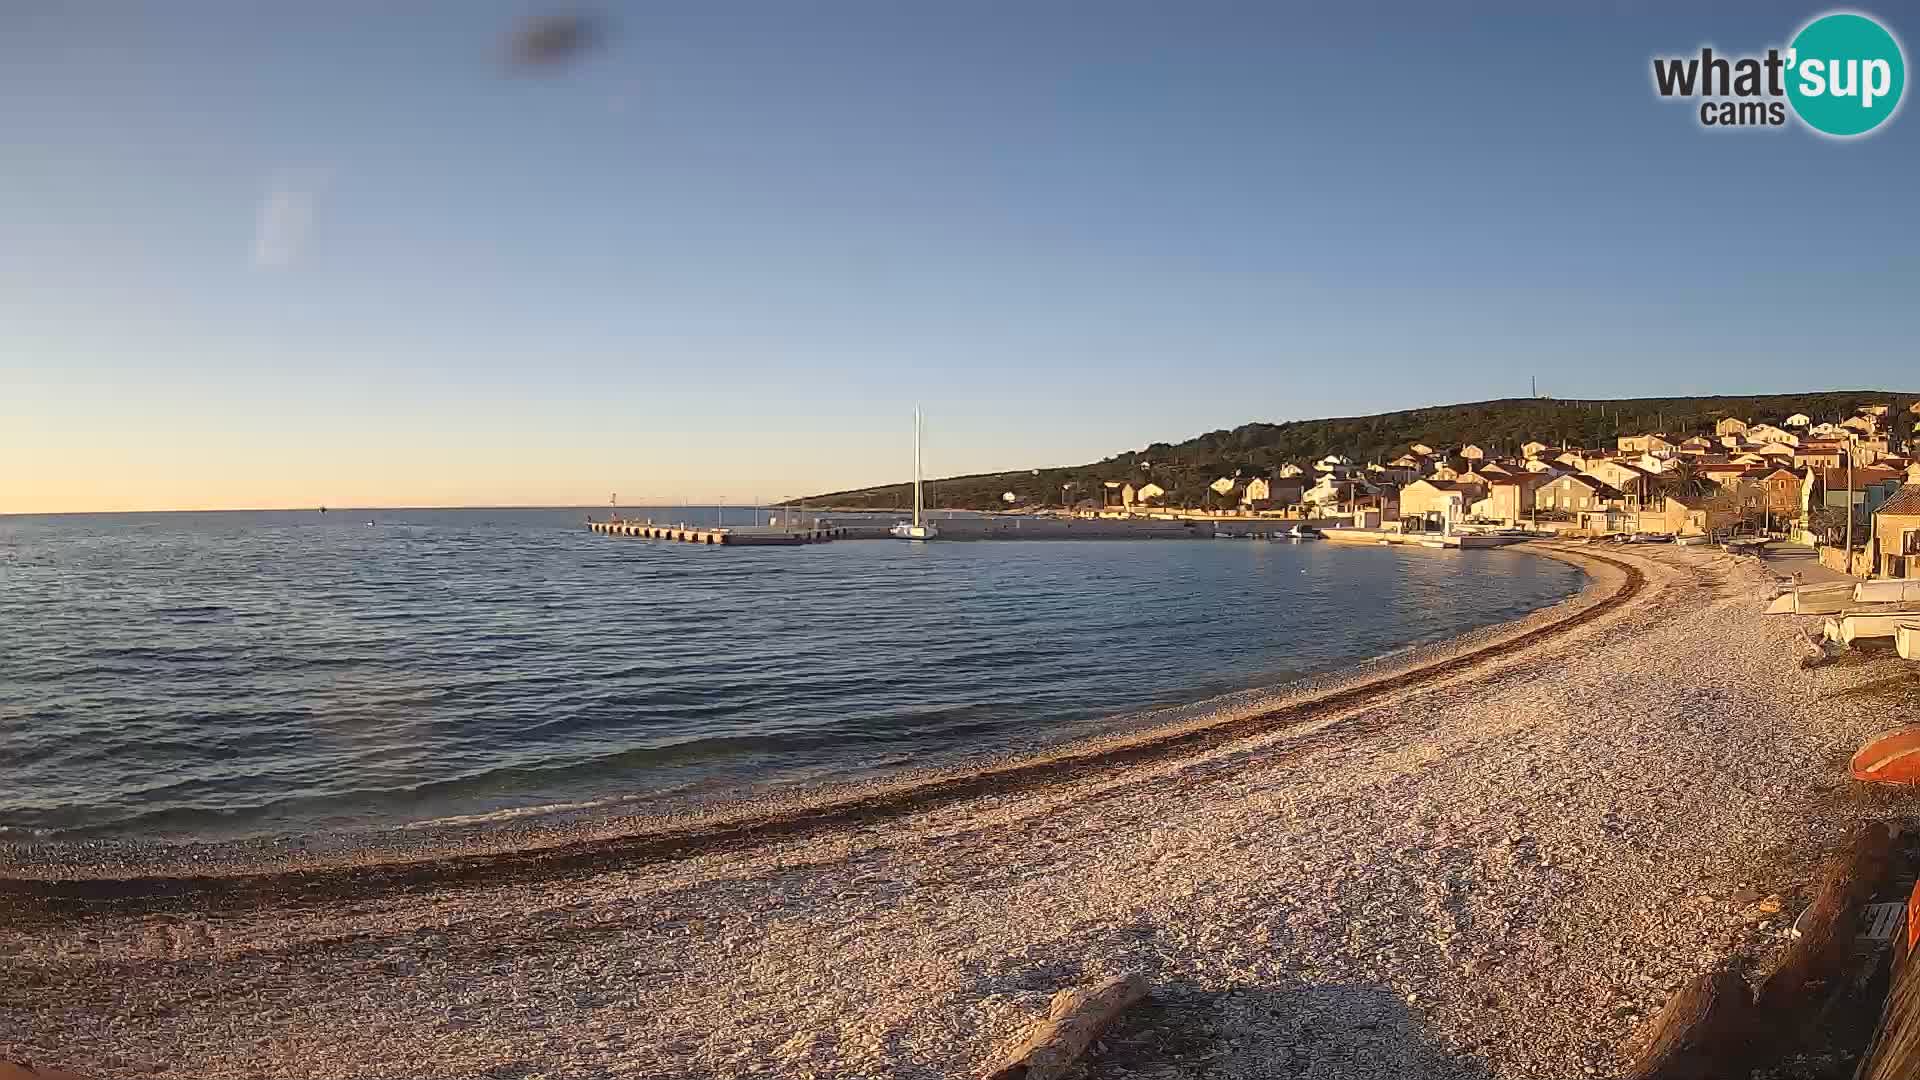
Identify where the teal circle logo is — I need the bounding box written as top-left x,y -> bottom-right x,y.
1786,12 -> 1906,136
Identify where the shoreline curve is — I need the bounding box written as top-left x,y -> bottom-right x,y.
0,542 -> 1636,922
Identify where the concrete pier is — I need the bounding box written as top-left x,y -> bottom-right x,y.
1319,528 -> 1532,549
588,520 -> 857,546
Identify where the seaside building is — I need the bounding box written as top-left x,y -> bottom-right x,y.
1521,440 -> 1549,458
1745,423 -> 1799,446
1795,442 -> 1847,470
1459,444 -> 1486,461
1878,485 -> 1920,579
1784,412 -> 1812,428
1535,473 -> 1623,517
1483,474 -> 1548,525
1580,460 -> 1656,508
1398,479 -> 1475,532
1818,467 -> 1906,518
1715,417 -> 1749,438
1646,493 -> 1738,537
1758,467 -> 1803,518
1618,433 -> 1676,455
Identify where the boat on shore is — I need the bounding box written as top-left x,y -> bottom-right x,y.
1766,581 -> 1856,616
1856,580 -> 1920,604
1286,525 -> 1324,540
1897,619 -> 1920,661
1824,607 -> 1920,646
1851,725 -> 1920,783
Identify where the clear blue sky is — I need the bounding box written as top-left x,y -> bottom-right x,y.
3,2 -> 1915,510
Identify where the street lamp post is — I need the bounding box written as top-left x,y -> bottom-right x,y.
1846,433 -> 1856,565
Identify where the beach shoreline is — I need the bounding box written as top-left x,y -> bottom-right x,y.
0,543 -> 1609,890
9,542 -> 1914,1079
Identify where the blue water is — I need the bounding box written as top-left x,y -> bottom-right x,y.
0,509 -> 1583,841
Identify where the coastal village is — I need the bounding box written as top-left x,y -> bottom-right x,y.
1084,399 -> 1920,580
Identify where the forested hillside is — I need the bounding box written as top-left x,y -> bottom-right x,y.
800,391 -> 1917,511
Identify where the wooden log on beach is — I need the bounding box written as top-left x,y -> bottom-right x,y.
1856,882 -> 1920,1079
2,1062 -> 95,1080
1624,825 -> 1896,1079
982,972 -> 1148,1080
1622,965 -> 1758,1080
1756,823 -> 1894,1020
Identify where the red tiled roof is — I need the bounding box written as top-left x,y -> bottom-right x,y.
1877,484 -> 1920,516
1821,467 -> 1904,489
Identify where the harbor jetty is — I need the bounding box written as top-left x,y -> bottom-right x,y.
586,519 -> 887,545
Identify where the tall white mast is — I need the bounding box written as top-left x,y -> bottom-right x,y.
913,407 -> 924,527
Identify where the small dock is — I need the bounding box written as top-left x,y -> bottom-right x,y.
1320,528 -> 1532,549
589,520 -> 856,546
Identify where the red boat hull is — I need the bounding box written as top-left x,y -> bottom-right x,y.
1852,726 -> 1920,785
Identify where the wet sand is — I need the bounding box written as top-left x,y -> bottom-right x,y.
5,544 -> 1912,1079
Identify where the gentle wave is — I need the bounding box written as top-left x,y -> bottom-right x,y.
0,508 -> 1584,840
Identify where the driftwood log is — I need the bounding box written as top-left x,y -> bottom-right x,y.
983,972 -> 1148,1080
1,1063 -> 94,1080
1856,883 -> 1920,1080
1622,965 -> 1758,1080
1623,823 -> 1895,1080
1755,822 -> 1893,1019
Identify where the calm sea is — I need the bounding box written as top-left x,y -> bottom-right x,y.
0,509 -> 1583,841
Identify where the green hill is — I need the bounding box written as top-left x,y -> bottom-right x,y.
798,391 -> 1918,511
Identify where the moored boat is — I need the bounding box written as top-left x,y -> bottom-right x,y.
890,409 -> 939,543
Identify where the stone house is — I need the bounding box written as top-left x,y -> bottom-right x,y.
1536,473 -> 1623,516
1483,474 -> 1548,525
1871,485 -> 1920,578
1581,459 -> 1656,508
1758,467 -> 1803,517
1399,479 -> 1480,530
1819,467 -> 1906,517
1618,433 -> 1677,455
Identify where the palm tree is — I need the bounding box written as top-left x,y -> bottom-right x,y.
1656,458 -> 1712,502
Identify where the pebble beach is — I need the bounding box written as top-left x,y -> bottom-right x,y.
5,543 -> 1916,1079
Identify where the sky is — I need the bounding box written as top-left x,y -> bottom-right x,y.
3,2 -> 1917,512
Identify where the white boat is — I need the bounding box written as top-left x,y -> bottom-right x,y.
1765,581 -> 1857,616
890,408 -> 939,542
1856,580 -> 1920,604
1286,525 -> 1324,539
1896,619 -> 1920,661
1824,608 -> 1920,646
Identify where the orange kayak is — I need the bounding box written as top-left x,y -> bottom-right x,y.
1852,726 -> 1920,785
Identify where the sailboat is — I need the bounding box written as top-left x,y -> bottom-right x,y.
890,408 -> 939,542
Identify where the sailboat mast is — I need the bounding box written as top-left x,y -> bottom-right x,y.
913,408 -> 924,527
